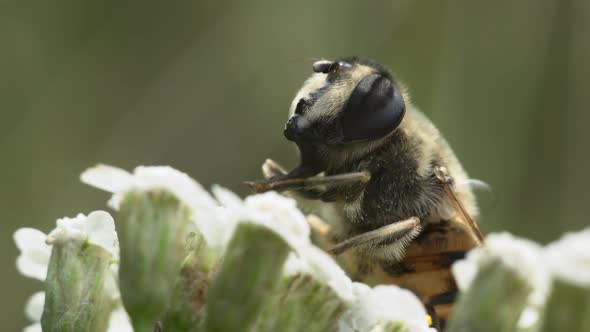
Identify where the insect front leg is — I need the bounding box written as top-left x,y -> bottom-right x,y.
256,158 -> 371,202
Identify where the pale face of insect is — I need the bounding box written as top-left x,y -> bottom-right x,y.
284,59 -> 406,145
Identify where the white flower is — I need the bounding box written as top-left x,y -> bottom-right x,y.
47,211 -> 119,258
338,283 -> 434,332
82,165 -> 312,253
20,212 -> 119,280
82,165 -> 232,250
14,211 -> 128,331
544,228 -> 590,288
214,186 -> 348,302
452,232 -> 549,306
81,164 -> 217,211
15,211 -> 119,281
451,232 -> 550,330
283,247 -> 355,303
239,191 -> 311,251
213,185 -> 312,249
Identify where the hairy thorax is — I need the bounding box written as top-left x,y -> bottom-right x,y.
323,128 -> 443,234
320,108 -> 478,231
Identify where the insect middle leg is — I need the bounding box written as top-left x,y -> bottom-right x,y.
329,217 -> 423,256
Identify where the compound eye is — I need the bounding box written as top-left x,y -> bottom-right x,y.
340,74 -> 405,142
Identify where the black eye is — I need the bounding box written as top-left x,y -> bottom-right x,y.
340,74 -> 405,142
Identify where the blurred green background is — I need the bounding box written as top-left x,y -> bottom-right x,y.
1,0 -> 589,329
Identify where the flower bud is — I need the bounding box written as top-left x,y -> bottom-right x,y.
451,233 -> 550,331
448,258 -> 532,332
539,229 -> 590,332
160,232 -> 214,331
256,273 -> 346,332
40,211 -> 120,332
204,223 -> 291,331
117,190 -> 199,331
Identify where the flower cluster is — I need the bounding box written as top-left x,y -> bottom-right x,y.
15,163 -> 590,332
14,164 -> 434,332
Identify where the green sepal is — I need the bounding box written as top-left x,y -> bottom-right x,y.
447,258 -> 532,332
538,279 -> 590,332
255,273 -> 346,332
41,241 -> 116,332
117,190 -> 197,331
204,222 -> 291,332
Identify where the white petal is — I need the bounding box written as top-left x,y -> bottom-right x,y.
107,306 -> 134,332
518,306 -> 540,329
83,165 -> 220,211
24,291 -> 45,321
81,164 -> 135,193
339,283 -> 431,332
283,253 -> 311,277
46,211 -> 120,259
294,246 -> 354,303
339,283 -> 378,331
14,228 -> 51,281
14,228 -> 47,252
16,255 -> 48,281
452,232 -> 550,307
133,166 -> 218,209
372,285 -> 428,327
107,194 -> 125,210
451,254 -> 479,291
81,164 -> 313,257
23,323 -> 42,332
81,164 -> 249,251
242,192 -> 310,250
84,211 -> 119,258
544,228 -> 590,287
211,184 -> 244,211
103,264 -> 122,300
243,194 -> 354,301
192,205 -> 236,250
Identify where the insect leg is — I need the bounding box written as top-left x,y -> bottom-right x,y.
262,158 -> 288,179
247,171 -> 370,194
329,217 -> 422,255
306,214 -> 339,244
249,158 -> 371,195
